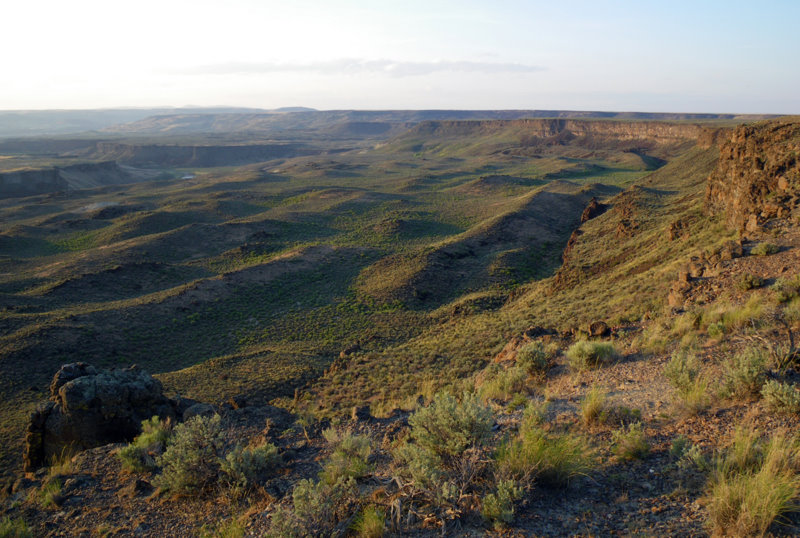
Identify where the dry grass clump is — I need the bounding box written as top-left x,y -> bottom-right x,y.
566,340 -> 618,372
580,387 -> 607,426
351,506 -> 386,538
706,428 -> 800,537
495,407 -> 594,488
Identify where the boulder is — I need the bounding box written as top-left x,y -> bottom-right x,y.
351,405 -> 371,422
588,321 -> 610,337
24,363 -> 177,471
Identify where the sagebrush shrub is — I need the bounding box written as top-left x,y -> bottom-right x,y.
319,428 -> 372,485
762,380 -> 800,414
221,442 -> 281,495
267,476 -> 358,537
722,347 -> 768,399
737,273 -> 764,291
611,422 -> 649,460
117,415 -> 172,472
772,275 -> 800,303
516,341 -> 552,375
481,479 -> 522,529
407,391 -> 493,459
156,414 -> 226,494
663,351 -> 710,414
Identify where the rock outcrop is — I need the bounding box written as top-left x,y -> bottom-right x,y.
706,119 -> 800,231
24,363 -> 177,471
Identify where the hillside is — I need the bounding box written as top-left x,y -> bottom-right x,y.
2,116 -> 800,536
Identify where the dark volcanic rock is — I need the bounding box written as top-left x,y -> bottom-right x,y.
706,119 -> 800,230
580,197 -> 606,223
24,363 -> 176,471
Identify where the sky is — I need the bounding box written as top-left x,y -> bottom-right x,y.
2,0 -> 798,113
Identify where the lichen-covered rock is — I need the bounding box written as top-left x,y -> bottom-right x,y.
24,363 -> 176,471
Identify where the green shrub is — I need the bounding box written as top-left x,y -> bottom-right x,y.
506,393 -> 528,411
722,347 -> 768,400
580,387 -> 607,426
566,340 -> 617,371
737,273 -> 764,291
751,242 -> 779,256
407,391 -> 493,460
611,422 -> 649,460
319,429 -> 372,485
784,297 -> 800,322
516,341 -> 553,375
670,434 -> 690,459
117,415 -> 172,472
199,518 -> 246,538
394,390 -> 495,501
663,351 -> 710,415
221,442 -> 281,495
495,425 -> 594,488
0,517 -> 32,538
268,477 -> 358,537
772,275 -> 800,303
293,477 -> 357,534
762,380 -> 800,414
478,366 -> 529,402
156,414 -> 225,494
707,322 -> 725,339
482,479 -> 522,529
521,400 -> 549,428
706,429 -> 800,536
351,506 -> 385,538
28,477 -> 63,508
664,351 -> 701,391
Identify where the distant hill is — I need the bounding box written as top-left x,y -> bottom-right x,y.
0,108 -> 779,139
102,109 -> 779,136
0,107 -> 268,138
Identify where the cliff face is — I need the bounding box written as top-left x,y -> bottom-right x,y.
0,161 -> 132,199
92,142 -> 314,167
406,118 -> 719,147
705,119 -> 800,230
0,168 -> 67,198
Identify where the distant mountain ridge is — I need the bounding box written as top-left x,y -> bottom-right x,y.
0,108 -> 779,138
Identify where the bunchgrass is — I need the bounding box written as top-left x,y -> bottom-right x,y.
706,428 -> 800,537
566,340 -> 618,372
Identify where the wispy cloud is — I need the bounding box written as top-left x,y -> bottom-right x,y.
182,58 -> 545,77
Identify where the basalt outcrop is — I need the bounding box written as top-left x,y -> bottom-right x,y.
23,363 -> 178,471
706,119 -> 800,231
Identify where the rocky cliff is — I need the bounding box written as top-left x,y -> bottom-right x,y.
405,118 -> 720,147
0,161 -> 132,199
705,118 -> 800,231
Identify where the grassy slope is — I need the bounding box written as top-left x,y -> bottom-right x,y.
0,125 -> 694,477
306,146 -> 728,416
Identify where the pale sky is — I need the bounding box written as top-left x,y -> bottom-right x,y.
2,0 -> 798,113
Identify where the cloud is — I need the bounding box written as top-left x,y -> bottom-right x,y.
181,58 -> 544,77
